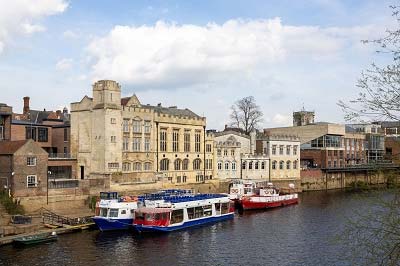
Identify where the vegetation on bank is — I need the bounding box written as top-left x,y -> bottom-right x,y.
0,191 -> 24,215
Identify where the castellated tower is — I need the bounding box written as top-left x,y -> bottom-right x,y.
293,110 -> 315,126
91,80 -> 122,173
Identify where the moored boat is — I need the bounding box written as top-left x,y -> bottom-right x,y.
229,181 -> 298,211
133,193 -> 234,233
14,232 -> 58,246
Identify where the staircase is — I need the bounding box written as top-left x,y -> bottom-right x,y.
41,208 -> 93,227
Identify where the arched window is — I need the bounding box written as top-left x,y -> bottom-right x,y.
182,159 -> 189,170
133,162 -> 142,171
249,161 -> 253,170
242,161 -> 246,169
286,160 -> 291,169
279,161 -> 284,170
225,161 -> 230,170
217,161 -> 222,170
160,159 -> 169,171
122,162 -> 131,172
293,160 -> 298,169
174,159 -> 181,170
261,162 -> 265,170
232,161 -> 236,171
144,162 -> 151,171
255,162 -> 259,170
272,161 -> 277,170
193,159 -> 202,170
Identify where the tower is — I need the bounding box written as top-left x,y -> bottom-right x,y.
293,110 -> 315,126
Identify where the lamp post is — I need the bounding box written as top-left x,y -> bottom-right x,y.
47,170 -> 51,205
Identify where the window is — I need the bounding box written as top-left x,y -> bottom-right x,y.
205,159 -> 213,170
232,161 -> 236,171
173,129 -> 179,152
133,137 -> 141,151
272,145 -> 277,155
174,159 -> 181,170
0,125 -> 3,140
217,149 -> 221,156
279,145 -> 284,155
218,161 -> 222,170
177,176 -> 181,183
286,161 -> 291,169
26,127 -> 36,141
144,162 -> 151,171
206,144 -> 212,153
133,120 -> 141,133
224,150 -> 228,156
333,160 -> 337,168
122,162 -> 131,171
286,146 -> 291,155
123,119 -> 130,132
261,162 -> 265,170
111,118 -> 116,124
123,137 -> 129,151
249,162 -> 253,170
255,162 -> 259,170
109,209 -> 119,218
182,159 -> 189,170
195,131 -> 201,152
27,175 -> 37,188
133,162 -> 142,171
171,209 -> 184,224
160,159 -> 169,171
108,163 -> 119,169
144,138 -> 150,151
38,127 -> 48,142
27,156 -> 36,166
182,176 -> 187,183
225,161 -> 229,170
231,150 -> 235,156
111,136 -> 116,143
193,159 -> 201,170
144,121 -> 151,133
279,161 -> 284,170
293,145 -> 298,155
272,161 -> 277,170
294,161 -> 298,170
242,161 -> 246,169
160,129 -> 167,152
333,150 -> 338,156
196,175 -> 204,182
184,130 -> 191,152
328,161 -> 332,168
64,128 -> 68,142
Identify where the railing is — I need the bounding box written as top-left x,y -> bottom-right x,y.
48,153 -> 75,159
41,208 -> 93,226
48,179 -> 79,189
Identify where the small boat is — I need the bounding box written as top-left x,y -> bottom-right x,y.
229,181 -> 298,211
133,193 -> 234,233
14,232 -> 57,246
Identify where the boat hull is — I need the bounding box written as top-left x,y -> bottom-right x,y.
92,217 -> 133,231
240,197 -> 298,210
135,213 -> 234,233
14,235 -> 57,246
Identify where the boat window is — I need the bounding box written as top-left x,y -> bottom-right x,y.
130,209 -> 134,214
99,208 -> 108,217
203,205 -> 212,217
135,212 -> 144,221
215,203 -> 221,215
145,213 -> 154,221
171,209 -> 184,224
162,212 -> 169,220
194,207 -> 204,219
109,208 -> 119,218
154,213 -> 161,220
187,208 -> 195,219
221,203 -> 229,214
121,210 -> 126,215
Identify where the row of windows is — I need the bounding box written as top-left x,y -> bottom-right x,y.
218,161 -> 237,171
217,149 -> 235,156
122,137 -> 151,152
271,145 -> 298,156
122,119 -> 151,133
160,158 -> 203,171
160,129 -> 202,153
241,161 -> 266,170
26,126 -> 48,142
122,162 -> 152,172
271,160 -> 298,170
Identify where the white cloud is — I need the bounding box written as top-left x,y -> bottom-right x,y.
271,113 -> 292,126
86,18 -> 381,88
56,58 -> 73,71
0,0 -> 68,54
62,29 -> 79,39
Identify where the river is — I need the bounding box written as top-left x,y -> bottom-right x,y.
0,190 -> 388,266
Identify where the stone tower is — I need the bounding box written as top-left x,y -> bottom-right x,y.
293,110 -> 315,126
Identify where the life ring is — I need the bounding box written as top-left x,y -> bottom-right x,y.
231,189 -> 238,193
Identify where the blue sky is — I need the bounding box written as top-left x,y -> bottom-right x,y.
0,0 -> 396,129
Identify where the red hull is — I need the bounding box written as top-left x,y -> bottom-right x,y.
240,197 -> 298,210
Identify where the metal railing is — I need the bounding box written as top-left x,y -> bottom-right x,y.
48,153 -> 75,159
41,208 -> 93,226
48,179 -> 79,189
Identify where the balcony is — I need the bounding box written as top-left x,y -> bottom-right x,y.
48,153 -> 76,160
48,179 -> 79,189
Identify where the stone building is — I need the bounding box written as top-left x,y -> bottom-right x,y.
71,80 -> 213,185
293,110 -> 315,126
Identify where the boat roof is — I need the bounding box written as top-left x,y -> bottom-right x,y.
139,193 -> 228,203
136,208 -> 171,213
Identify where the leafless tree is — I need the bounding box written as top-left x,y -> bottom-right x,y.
230,96 -> 263,135
338,6 -> 400,122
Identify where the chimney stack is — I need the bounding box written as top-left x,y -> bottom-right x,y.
23,96 -> 30,115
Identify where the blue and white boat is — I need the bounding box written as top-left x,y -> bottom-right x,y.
93,192 -> 139,231
133,193 -> 234,233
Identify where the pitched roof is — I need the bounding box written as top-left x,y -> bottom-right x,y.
0,140 -> 28,155
143,105 -> 202,119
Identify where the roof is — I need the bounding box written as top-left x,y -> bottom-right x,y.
0,140 -> 28,155
143,105 -> 202,119
136,208 -> 171,213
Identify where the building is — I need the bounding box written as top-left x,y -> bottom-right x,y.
293,110 -> 315,126
0,103 -> 12,141
71,80 -> 213,185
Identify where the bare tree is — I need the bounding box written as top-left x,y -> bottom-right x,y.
230,96 -> 263,135
338,6 -> 400,122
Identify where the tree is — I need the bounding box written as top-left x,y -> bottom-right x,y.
230,96 -> 263,135
338,6 -> 400,122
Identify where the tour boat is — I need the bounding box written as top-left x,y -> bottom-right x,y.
229,181 -> 298,211
133,193 -> 234,233
93,189 -> 194,231
93,192 -> 139,231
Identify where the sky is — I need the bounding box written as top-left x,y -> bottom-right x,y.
0,0 -> 397,130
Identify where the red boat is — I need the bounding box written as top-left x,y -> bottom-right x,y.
229,181 -> 298,211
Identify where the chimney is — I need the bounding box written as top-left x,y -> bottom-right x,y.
56,110 -> 61,118
63,107 -> 68,114
23,96 -> 30,115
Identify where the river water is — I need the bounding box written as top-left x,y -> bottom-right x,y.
0,190 -> 386,266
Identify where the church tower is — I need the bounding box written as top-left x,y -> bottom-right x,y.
293,109 -> 315,126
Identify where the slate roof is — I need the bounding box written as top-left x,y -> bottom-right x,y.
0,140 -> 27,155
143,105 -> 202,119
